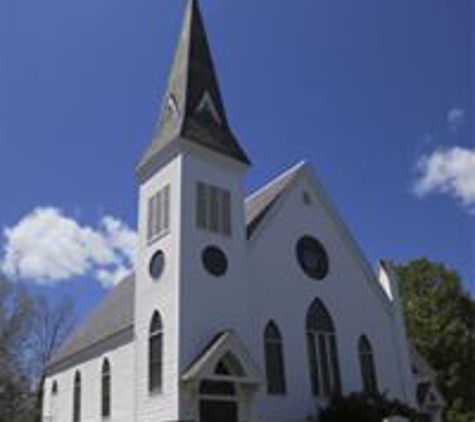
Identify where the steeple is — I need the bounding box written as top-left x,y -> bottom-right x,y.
137,0 -> 251,175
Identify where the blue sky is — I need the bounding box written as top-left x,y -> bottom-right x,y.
1,0 -> 473,319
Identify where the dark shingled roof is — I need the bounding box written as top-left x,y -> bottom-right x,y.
46,164 -> 301,375
245,162 -> 304,237
137,0 -> 250,176
46,274 -> 135,375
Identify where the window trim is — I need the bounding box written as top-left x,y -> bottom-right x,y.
296,235 -> 330,280
51,380 -> 58,395
73,371 -> 81,422
358,335 -> 378,394
196,182 -> 232,237
101,359 -> 111,419
149,311 -> 164,394
264,320 -> 287,396
147,185 -> 171,245
306,298 -> 341,398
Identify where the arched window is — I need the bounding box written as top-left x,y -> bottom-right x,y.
216,352 -> 245,377
306,298 -> 341,397
50,380 -> 58,422
264,321 -> 287,395
149,311 -> 163,393
73,371 -> 81,422
359,335 -> 378,393
101,359 -> 111,418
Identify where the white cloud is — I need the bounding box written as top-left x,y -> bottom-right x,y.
414,147 -> 475,214
1,207 -> 137,287
447,108 -> 466,131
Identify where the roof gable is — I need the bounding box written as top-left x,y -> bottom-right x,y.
248,162 -> 393,312
181,330 -> 263,384
245,162 -> 305,238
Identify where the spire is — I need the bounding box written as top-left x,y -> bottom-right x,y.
137,0 -> 251,174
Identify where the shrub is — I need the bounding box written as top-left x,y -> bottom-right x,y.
314,391 -> 427,422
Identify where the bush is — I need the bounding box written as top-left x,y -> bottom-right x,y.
314,391 -> 427,422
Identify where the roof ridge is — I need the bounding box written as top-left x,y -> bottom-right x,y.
245,160 -> 307,202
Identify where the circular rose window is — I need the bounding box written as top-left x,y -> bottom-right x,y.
296,236 -> 329,280
202,246 -> 228,277
149,250 -> 165,280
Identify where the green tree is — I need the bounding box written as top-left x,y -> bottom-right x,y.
0,275 -> 76,422
0,275 -> 35,422
395,259 -> 475,422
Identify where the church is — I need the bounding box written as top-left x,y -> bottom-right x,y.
42,1 -> 421,421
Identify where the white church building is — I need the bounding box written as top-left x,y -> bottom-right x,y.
42,1 -> 420,421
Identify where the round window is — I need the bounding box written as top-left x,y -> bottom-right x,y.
149,250 -> 165,280
202,246 -> 228,277
296,236 -> 329,280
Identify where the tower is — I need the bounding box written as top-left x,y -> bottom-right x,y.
134,1 -> 255,420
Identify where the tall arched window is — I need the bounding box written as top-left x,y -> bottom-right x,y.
73,371 -> 81,422
358,335 -> 378,393
101,359 -> 111,418
149,311 -> 163,393
264,321 -> 287,395
52,380 -> 58,395
50,381 -> 58,422
306,298 -> 341,397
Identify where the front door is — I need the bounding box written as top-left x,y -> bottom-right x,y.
200,399 -> 238,422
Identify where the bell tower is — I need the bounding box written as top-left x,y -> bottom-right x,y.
134,1 -> 253,420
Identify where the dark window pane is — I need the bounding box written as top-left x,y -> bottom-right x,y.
306,298 -> 341,398
149,312 -> 163,393
265,321 -> 282,341
209,186 -> 219,232
307,332 -> 320,396
163,185 -> 170,231
147,195 -> 155,240
319,334 -> 331,396
150,312 -> 163,333
149,250 -> 165,280
359,336 -> 378,394
202,246 -> 228,277
306,298 -> 334,332
219,353 -> 245,377
215,360 -> 231,375
222,190 -> 231,236
197,183 -> 207,229
73,372 -> 81,422
102,360 -> 111,418
265,343 -> 286,395
329,334 -> 341,394
264,322 -> 286,395
296,236 -> 329,280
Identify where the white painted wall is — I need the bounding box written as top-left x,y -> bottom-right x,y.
134,150 -> 183,422
177,144 -> 253,420
246,167 -> 415,421
43,343 -> 134,422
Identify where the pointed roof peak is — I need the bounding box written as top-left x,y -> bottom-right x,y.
137,0 -> 251,176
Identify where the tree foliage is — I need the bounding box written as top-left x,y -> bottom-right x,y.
0,275 -> 76,422
0,276 -> 35,422
395,259 -> 475,422
316,391 -> 428,422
